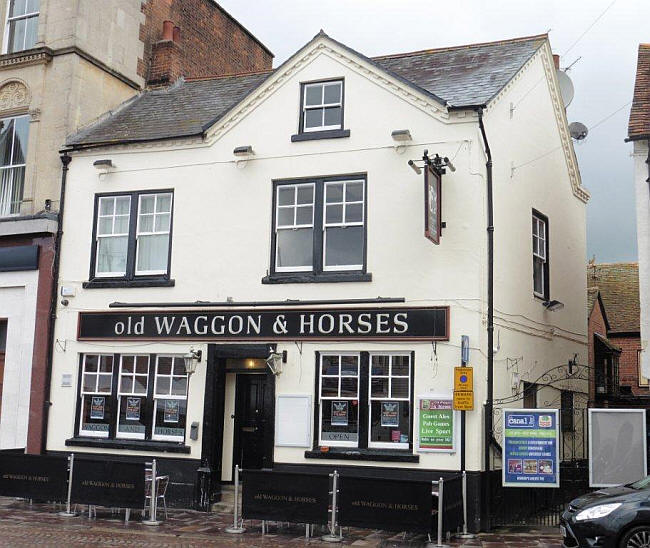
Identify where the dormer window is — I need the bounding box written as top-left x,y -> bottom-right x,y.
302,80 -> 343,132
292,80 -> 350,142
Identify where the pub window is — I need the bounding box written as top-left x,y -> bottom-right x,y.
272,176 -> 366,278
76,353 -> 188,444
318,353 -> 360,447
315,351 -> 414,451
532,211 -> 549,299
5,0 -> 39,54
91,190 -> 173,282
369,353 -> 411,449
152,356 -> 188,442
301,80 -> 343,133
79,354 -> 114,438
116,355 -> 149,440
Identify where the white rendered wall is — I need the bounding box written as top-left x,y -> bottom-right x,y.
634,140 -> 650,378
0,271 -> 38,449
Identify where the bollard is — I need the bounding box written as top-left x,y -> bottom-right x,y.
456,471 -> 476,539
143,459 -> 162,526
58,453 -> 77,517
426,478 -> 449,548
224,465 -> 246,533
322,470 -> 342,542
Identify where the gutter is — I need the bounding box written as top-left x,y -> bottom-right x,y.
476,106 -> 494,526
41,153 -> 72,453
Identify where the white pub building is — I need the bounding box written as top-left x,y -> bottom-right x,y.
46,32 -> 588,526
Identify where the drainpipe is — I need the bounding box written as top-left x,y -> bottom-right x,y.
41,152 -> 72,453
477,107 -> 494,527
646,139 -> 650,185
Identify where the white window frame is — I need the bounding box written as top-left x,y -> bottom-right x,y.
116,355 -> 149,440
95,195 -> 131,278
323,180 -> 365,271
302,80 -> 343,133
0,114 -> 29,217
3,0 -> 39,54
318,352 -> 360,448
152,355 -> 188,442
79,353 -> 114,438
135,192 -> 173,276
368,352 -> 411,450
274,182 -> 315,273
532,214 -> 547,298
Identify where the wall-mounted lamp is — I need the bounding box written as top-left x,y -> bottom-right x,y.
183,347 -> 202,376
543,300 -> 564,312
391,129 -> 412,142
233,145 -> 254,157
266,348 -> 287,376
93,159 -> 114,170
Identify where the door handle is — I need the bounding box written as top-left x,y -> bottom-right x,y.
230,414 -> 235,419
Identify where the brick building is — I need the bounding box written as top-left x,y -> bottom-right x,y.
587,262 -> 648,405
0,0 -> 271,455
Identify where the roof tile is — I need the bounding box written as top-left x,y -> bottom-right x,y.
628,44 -> 650,140
587,262 -> 640,333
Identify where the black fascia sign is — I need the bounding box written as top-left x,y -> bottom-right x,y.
70,459 -> 144,508
78,307 -> 449,341
0,453 -> 68,501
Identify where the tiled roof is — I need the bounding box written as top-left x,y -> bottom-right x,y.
587,262 -> 640,333
587,287 -> 600,316
628,44 -> 650,140
66,34 -> 546,148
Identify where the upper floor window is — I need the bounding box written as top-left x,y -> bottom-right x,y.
271,176 -> 366,280
5,0 -> 39,54
0,114 -> 28,217
301,80 -> 343,133
90,190 -> 173,282
532,211 -> 549,299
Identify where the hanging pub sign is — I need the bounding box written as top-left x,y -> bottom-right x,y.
417,396 -> 456,452
424,165 -> 442,244
503,409 -> 559,488
77,307 -> 449,342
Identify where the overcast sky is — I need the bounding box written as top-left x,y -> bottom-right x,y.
219,0 -> 648,263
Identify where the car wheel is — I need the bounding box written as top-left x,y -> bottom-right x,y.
620,526 -> 650,548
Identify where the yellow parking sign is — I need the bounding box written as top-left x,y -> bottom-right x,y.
454,366 -> 473,392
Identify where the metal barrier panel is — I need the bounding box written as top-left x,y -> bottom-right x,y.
441,474 -> 463,534
338,476 -> 432,533
0,453 -> 68,501
70,459 -> 145,508
241,470 -> 330,524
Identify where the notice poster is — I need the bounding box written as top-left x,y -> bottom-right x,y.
126,397 -> 141,421
417,397 -> 455,452
503,409 -> 559,488
331,401 -> 348,426
90,396 -> 105,420
164,400 -> 180,423
381,402 -> 399,427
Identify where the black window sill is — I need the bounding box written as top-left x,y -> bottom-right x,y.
66,437 -> 190,454
83,278 -> 175,289
262,272 -> 371,284
291,129 -> 350,142
304,448 -> 419,463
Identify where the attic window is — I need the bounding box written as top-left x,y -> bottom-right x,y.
301,80 -> 343,133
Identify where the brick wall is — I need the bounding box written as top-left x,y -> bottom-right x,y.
139,0 -> 273,87
588,300 -> 608,402
610,334 -> 648,396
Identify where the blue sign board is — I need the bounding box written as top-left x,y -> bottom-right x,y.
503,408 -> 559,488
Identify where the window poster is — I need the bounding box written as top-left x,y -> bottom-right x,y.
331,400 -> 348,426
90,396 -> 105,420
381,401 -> 399,427
163,399 -> 180,424
503,409 -> 559,488
126,397 -> 141,421
417,396 -> 455,452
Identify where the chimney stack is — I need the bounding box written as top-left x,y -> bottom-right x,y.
553,54 -> 560,70
148,20 -> 183,88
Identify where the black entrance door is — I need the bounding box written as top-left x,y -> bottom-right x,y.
234,374 -> 271,471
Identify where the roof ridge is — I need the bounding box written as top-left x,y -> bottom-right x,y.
185,69 -> 274,82
591,261 -> 639,266
371,33 -> 548,61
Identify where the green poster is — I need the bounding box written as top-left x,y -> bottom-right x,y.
418,398 -> 454,451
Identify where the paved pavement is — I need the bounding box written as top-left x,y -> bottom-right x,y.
0,497 -> 563,547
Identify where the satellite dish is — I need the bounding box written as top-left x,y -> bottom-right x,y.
556,70 -> 574,108
569,122 -> 588,141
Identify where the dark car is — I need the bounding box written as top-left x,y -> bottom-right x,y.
561,476 -> 650,547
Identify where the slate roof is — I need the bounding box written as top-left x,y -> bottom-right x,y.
587,262 -> 640,334
66,33 -> 546,148
628,44 -> 650,140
